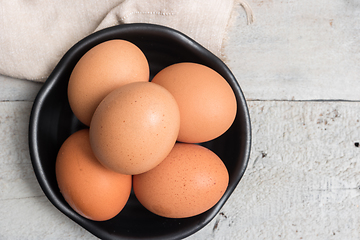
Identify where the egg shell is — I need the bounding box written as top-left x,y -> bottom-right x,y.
89,81 -> 180,175
151,62 -> 237,143
68,39 -> 150,126
133,142 -> 229,218
55,129 -> 132,221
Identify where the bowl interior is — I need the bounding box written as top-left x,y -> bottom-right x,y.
29,23 -> 251,240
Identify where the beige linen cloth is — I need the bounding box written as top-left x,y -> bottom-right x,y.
0,0 -> 253,82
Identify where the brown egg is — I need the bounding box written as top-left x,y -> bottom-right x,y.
133,143 -> 229,218
151,62 -> 237,143
68,39 -> 150,126
55,129 -> 132,221
89,82 -> 180,175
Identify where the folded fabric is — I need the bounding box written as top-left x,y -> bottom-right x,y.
0,0 -> 253,82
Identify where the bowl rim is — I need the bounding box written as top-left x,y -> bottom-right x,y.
28,23 -> 252,240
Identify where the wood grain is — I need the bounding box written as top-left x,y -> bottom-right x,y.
187,100 -> 360,239
223,0 -> 360,101
1,99 -> 359,239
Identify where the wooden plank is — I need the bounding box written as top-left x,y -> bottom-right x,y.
223,0 -> 360,101
1,1 -> 359,102
0,102 -> 43,200
1,100 -> 360,239
0,101 -> 97,239
0,75 -> 42,101
0,197 -> 96,239
187,100 -> 360,239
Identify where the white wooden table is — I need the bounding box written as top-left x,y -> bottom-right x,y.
1,0 -> 360,239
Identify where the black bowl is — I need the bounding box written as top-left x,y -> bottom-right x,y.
29,23 -> 251,240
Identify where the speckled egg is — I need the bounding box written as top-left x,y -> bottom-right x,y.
68,39 -> 149,126
151,62 -> 237,143
89,81 -> 180,175
55,129 -> 132,221
133,142 -> 229,218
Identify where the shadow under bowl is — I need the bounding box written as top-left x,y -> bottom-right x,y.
28,23 -> 251,240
